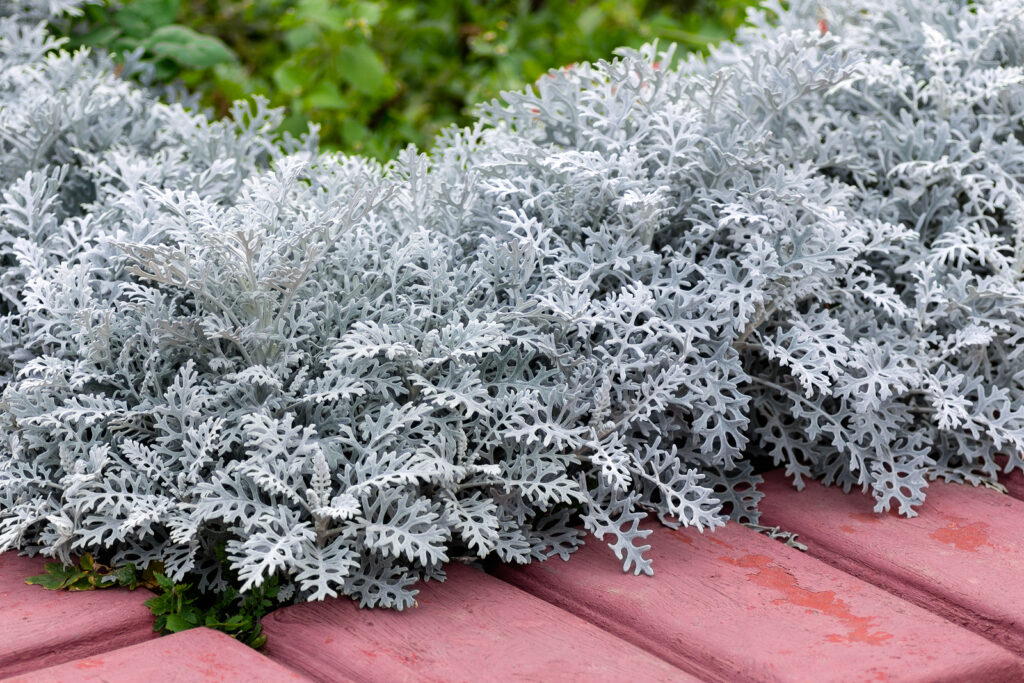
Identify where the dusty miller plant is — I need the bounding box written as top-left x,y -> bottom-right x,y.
1,0 -> 1023,608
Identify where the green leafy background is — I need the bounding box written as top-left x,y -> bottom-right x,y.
59,0 -> 756,157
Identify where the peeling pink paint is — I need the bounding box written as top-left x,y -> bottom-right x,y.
722,554 -> 893,646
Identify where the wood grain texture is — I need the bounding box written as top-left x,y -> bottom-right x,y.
493,520 -> 1024,683
0,552 -> 157,678
262,562 -> 694,683
1,628 -> 311,683
758,470 -> 1024,658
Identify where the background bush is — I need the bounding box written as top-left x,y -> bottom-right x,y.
56,0 -> 757,157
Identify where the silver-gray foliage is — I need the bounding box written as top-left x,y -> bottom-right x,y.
1,0 -> 1023,608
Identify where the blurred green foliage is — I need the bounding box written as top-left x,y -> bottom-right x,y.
61,0 -> 756,157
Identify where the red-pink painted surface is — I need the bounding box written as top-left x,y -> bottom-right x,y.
759,470 -> 1024,657
1003,468 -> 1024,500
7,470 -> 1024,681
0,553 -> 157,678
493,521 -> 1024,682
262,563 -> 693,683
1,627 -> 311,683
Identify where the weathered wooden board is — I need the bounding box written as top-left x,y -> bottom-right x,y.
262,562 -> 694,683
1,627 -> 311,683
9,472 -> 1024,682
492,520 -> 1024,682
1002,468 -> 1024,500
758,470 -> 1024,657
0,553 -> 157,678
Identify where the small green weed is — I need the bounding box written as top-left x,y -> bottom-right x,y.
25,546 -> 281,649
25,553 -> 161,591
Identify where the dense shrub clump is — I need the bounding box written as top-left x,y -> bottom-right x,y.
2,0 -> 1023,608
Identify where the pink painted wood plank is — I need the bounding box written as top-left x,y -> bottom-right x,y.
1002,468 -> 1024,500
262,563 -> 694,683
492,521 -> 1024,683
0,552 -> 157,678
2,627 -> 312,683
758,470 -> 1024,657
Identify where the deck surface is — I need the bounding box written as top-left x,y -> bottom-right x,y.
3,470 -> 1024,682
